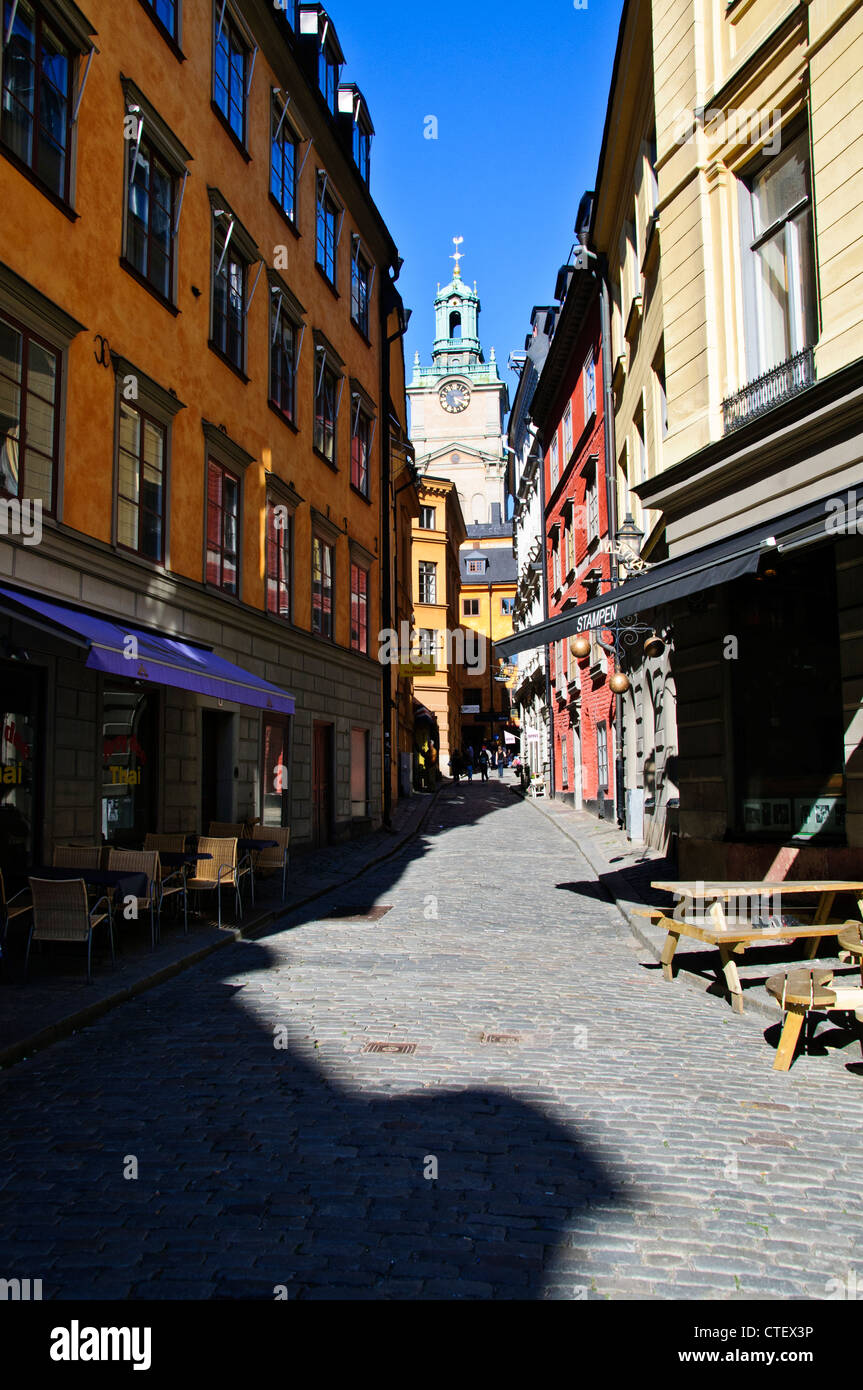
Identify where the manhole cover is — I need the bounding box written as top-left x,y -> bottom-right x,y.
480,1033 -> 521,1045
362,1042 -> 417,1055
326,906 -> 393,921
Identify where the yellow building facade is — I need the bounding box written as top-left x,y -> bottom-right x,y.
410,477 -> 466,772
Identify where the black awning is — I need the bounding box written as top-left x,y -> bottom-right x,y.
496,494 -> 837,660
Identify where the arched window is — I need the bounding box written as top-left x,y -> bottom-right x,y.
471,493 -> 486,524
449,311 -> 462,339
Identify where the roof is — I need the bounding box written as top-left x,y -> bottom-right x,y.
460,547 -> 518,586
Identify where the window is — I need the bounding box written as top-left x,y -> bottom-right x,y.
1,0 -> 73,201
501,597 -> 515,616
261,717 -> 290,828
742,132 -> 817,376
549,433 -> 559,488
117,400 -> 165,563
560,736 -> 569,788
141,0 -> 178,41
418,627 -> 437,659
270,295 -> 298,422
350,728 -> 369,818
350,562 -> 368,653
646,128 -> 658,217
353,117 -> 371,183
585,463 -> 600,539
266,499 -> 292,619
634,400 -> 647,487
566,513 -> 575,574
463,598 -> 479,616
206,460 -> 239,594
596,721 -> 609,791
563,403 -> 572,459
316,177 -> 340,284
101,684 -> 158,849
314,355 -> 339,462
466,558 -> 485,574
0,312 -> 59,511
552,536 -> 561,593
318,41 -> 340,114
213,3 -> 248,144
418,560 -> 436,604
312,536 -> 334,637
584,351 -> 597,420
270,93 -> 298,221
351,242 -> 371,335
351,403 -> 372,496
419,506 -> 436,529
126,134 -> 176,301
211,220 -> 247,371
654,352 -> 668,438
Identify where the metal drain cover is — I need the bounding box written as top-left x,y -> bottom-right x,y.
326,906 -> 393,921
362,1041 -> 417,1055
480,1032 -> 521,1045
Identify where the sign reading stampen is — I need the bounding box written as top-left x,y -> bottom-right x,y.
574,603 -> 618,634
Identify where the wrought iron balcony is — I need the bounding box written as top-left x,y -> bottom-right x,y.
722,347 -> 815,434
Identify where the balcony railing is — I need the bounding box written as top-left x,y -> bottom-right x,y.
722,347 -> 815,434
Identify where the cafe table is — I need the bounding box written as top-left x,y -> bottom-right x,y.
158,851 -> 213,870
30,866 -> 151,902
640,880 -> 863,1014
236,840 -> 278,905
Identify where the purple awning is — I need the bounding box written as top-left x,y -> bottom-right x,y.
0,586 -> 295,715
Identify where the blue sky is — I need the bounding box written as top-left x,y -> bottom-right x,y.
329,0 -> 625,401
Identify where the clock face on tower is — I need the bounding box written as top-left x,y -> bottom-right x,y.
439,381 -> 470,414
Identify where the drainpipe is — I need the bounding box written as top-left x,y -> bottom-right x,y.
597,257 -> 624,829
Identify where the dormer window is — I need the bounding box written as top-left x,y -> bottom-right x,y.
353,115 -> 371,183
319,41 -> 339,113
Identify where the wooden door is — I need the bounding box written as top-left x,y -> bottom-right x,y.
313,722 -> 332,847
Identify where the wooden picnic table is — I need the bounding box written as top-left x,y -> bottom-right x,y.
641,880 -> 863,1015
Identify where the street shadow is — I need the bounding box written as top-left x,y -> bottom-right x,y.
555,880 -> 615,904
0,783 -> 626,1301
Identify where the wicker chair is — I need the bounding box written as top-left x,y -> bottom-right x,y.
185,838 -> 243,929
25,877 -> 115,982
0,866 -> 31,945
252,827 -> 291,903
207,823 -> 253,898
53,845 -> 103,869
107,848 -> 187,947
143,833 -> 187,855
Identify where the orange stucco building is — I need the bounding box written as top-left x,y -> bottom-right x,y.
0,0 -> 411,875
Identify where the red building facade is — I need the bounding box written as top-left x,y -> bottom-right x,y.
532,269 -> 617,817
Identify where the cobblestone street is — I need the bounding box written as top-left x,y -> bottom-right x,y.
1,780 -> 862,1301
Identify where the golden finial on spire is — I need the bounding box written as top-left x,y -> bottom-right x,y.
451,235 -> 464,278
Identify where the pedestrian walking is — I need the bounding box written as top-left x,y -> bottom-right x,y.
497,748 -> 505,779
479,749 -> 489,781
450,750 -> 462,782
465,750 -> 474,782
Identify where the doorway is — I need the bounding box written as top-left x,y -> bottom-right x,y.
201,709 -> 234,831
313,721 -> 333,847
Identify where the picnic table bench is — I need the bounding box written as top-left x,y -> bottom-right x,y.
636,880 -> 863,1014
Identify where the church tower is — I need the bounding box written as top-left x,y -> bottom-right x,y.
407,240 -> 510,527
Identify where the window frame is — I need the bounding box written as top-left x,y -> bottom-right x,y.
418,559 -> 436,605
419,505 -> 436,530
270,88 -> 299,224
313,354 -> 340,464
318,38 -> 340,114
549,432 -> 559,489
311,533 -> 335,639
350,239 -> 372,336
205,456 -> 241,595
138,0 -> 181,48
269,297 -> 298,424
584,351 -> 597,421
266,495 -> 293,621
0,308 -> 62,515
316,174 -> 342,287
115,396 -> 167,566
562,402 -> 573,459
350,399 -> 372,498
596,720 -> 609,792
463,597 -> 479,617
350,559 -> 369,654
210,206 -> 255,377
124,129 -> 177,305
212,0 -> 251,148
1,0 -> 76,206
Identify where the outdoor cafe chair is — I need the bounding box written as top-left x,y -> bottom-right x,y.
53,846 -> 103,870
25,877 -> 115,983
143,833 -> 187,856
107,849 -> 188,947
207,823 -> 254,896
185,838 -> 243,930
252,827 -> 291,902
0,866 -> 31,945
